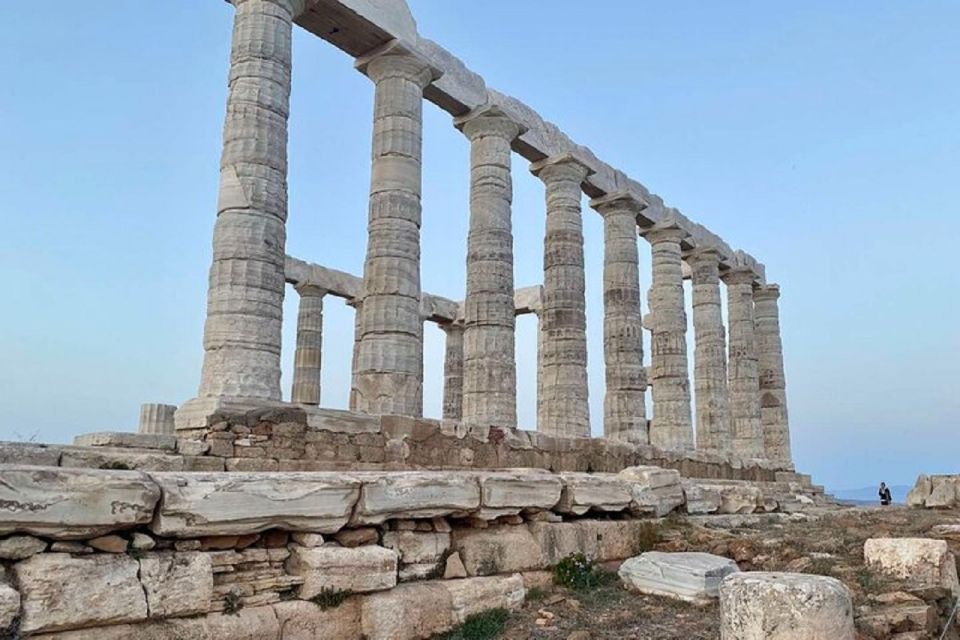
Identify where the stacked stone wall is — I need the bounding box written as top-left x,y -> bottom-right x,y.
0,463 -> 827,638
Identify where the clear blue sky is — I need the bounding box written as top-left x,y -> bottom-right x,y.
1,2 -> 957,492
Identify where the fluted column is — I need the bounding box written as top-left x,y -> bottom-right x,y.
290,284 -> 325,405
455,107 -> 523,429
642,222 -> 693,450
689,249 -> 731,453
347,298 -> 362,411
183,0 -> 306,424
590,192 -> 647,442
754,284 -> 791,463
352,44 -> 438,417
531,154 -> 593,438
441,321 -> 464,421
139,404 -> 176,435
723,267 -> 764,458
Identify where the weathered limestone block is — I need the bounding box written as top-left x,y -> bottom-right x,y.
697,482 -> 762,514
0,466 -> 160,539
382,531 -> 450,564
205,606 -> 281,640
0,570 -> 19,633
445,574 -> 525,624
360,581 -> 454,640
529,522 -> 598,566
557,473 -> 632,515
0,442 -> 62,466
477,470 -> 563,517
15,553 -> 147,634
139,403 -> 177,435
682,482 -> 723,515
74,431 -> 177,451
59,446 -> 187,472
273,599 -> 362,640
906,474 -> 931,507
864,538 -> 960,595
139,552 -> 213,618
286,545 -> 398,597
0,534 -> 47,560
452,525 -> 542,575
926,476 -> 959,508
719,572 -> 856,640
619,465 -> 684,517
149,472 -> 360,536
352,472 -> 480,524
619,552 -> 739,603
594,521 -> 658,561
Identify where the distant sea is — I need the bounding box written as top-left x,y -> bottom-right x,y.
832,485 -> 910,506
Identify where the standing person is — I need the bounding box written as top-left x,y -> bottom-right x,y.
879,482 -> 892,506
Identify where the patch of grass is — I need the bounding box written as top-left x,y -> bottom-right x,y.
636,521 -> 662,552
310,587 -> 352,610
553,553 -> 604,591
223,591 -> 244,616
438,608 -> 509,640
806,557 -> 836,577
525,586 -> 547,602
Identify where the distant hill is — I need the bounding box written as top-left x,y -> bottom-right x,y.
833,485 -> 910,505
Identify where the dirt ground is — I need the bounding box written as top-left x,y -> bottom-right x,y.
495,506 -> 960,640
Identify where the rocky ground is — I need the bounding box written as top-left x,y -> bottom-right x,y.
481,506 -> 960,640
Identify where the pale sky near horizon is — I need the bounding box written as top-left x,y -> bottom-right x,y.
1,2 -> 957,492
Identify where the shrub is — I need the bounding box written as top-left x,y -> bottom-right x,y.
636,521 -> 661,552
310,587 -> 352,610
525,585 -> 547,601
439,608 -> 509,640
553,553 -> 602,591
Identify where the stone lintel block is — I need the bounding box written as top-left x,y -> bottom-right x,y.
149,472 -> 361,537
73,432 -> 177,452
556,473 -> 632,515
619,551 -> 740,603
287,545 -> 398,597
351,471 -> 481,525
478,470 -> 563,514
0,465 -> 160,539
0,442 -> 63,466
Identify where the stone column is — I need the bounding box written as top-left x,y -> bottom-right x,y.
290,284 -> 325,405
754,284 -> 792,463
723,267 -> 764,458
178,0 -> 306,428
642,222 -> 693,450
139,404 -> 176,436
348,298 -> 361,411
455,106 -> 523,430
531,154 -> 593,439
441,322 -> 464,421
352,44 -> 438,417
590,192 -> 647,442
688,248 -> 732,453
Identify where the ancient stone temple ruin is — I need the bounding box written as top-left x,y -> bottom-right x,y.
0,1 -> 834,639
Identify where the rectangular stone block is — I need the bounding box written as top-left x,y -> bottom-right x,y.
0,442 -> 62,466
0,465 -> 160,539
286,545 -> 398,597
477,470 -> 563,517
149,472 -> 360,537
556,473 -> 632,515
15,553 -> 147,634
444,574 -> 525,624
273,599 -> 361,640
619,551 -> 740,603
452,525 -> 543,575
139,551 -> 213,618
382,531 -> 450,564
352,472 -> 481,524
73,432 -> 177,452
360,582 -> 454,640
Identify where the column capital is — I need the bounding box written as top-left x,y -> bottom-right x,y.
293,283 -> 327,298
685,245 -> 724,266
453,105 -> 525,141
641,221 -> 688,245
231,0 -> 312,18
721,266 -> 757,286
530,152 -> 595,183
753,283 -> 781,301
355,40 -> 441,88
589,190 -> 648,216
